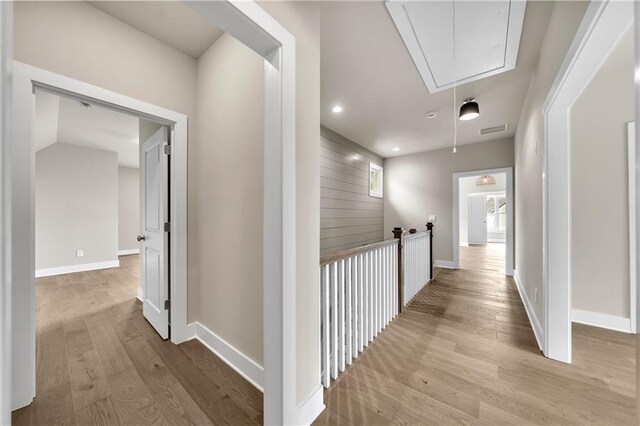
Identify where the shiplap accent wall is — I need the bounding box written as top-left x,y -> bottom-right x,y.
321,126 -> 384,255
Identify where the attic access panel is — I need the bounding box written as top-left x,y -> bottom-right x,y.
386,0 -> 526,93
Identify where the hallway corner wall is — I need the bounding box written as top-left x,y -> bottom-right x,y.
513,0 -> 589,337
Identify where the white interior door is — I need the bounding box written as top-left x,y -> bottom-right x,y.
468,194 -> 487,245
140,127 -> 169,339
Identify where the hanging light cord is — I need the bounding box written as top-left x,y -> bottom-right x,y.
452,1 -> 458,154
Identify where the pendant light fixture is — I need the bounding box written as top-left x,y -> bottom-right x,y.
476,175 -> 496,186
459,98 -> 480,121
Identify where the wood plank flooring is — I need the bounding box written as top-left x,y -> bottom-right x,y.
11,254 -> 263,426
316,244 -> 637,425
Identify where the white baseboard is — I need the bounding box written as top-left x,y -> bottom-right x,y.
36,260 -> 120,278
189,322 -> 264,392
295,385 -> 325,425
434,260 -> 456,269
513,270 -> 544,351
137,286 -> 143,302
572,309 -> 632,333
459,242 -> 469,247
118,248 -> 140,256
181,321 -> 324,423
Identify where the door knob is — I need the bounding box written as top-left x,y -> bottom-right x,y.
137,235 -> 146,241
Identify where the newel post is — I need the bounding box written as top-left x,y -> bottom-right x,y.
426,222 -> 434,280
392,227 -> 405,313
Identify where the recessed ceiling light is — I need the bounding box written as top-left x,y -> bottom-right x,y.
392,147 -> 400,152
332,105 -> 343,113
426,111 -> 438,119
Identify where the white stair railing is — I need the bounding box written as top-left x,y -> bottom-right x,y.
319,239 -> 398,388
402,231 -> 431,305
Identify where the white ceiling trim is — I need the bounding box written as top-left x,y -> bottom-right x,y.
386,0 -> 527,93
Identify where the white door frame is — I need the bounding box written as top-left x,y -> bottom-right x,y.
542,0 -> 634,363
7,1 -> 303,424
452,167 -> 514,275
628,122 -> 637,333
10,61 -> 189,410
0,2 -> 12,425
635,1 -> 640,336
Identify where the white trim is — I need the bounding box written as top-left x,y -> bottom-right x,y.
542,0 -> 633,363
513,270 -> 543,352
452,167 -> 513,276
0,2 -> 11,424
627,122 -> 637,333
118,248 -> 140,256
36,260 -> 119,278
294,385 -> 325,426
572,309 -> 632,334
434,260 -> 456,269
184,2 -> 300,423
8,2 -> 304,422
11,61 -> 189,410
191,322 -> 264,392
137,286 -> 143,303
635,0 -> 640,336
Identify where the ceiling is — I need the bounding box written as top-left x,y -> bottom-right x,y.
386,0 -> 526,92
320,1 -> 554,158
88,1 -> 224,58
35,91 -> 140,168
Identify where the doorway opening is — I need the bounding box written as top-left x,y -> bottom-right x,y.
8,0 -> 303,421
452,167 -> 513,276
542,0 -> 636,363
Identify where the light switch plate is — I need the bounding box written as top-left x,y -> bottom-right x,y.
76,250 -> 84,257
428,215 -> 437,222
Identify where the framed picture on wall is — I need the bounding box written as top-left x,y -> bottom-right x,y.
369,163 -> 383,198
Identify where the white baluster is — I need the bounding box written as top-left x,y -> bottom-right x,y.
322,265 -> 330,387
358,253 -> 364,352
352,255 -> 358,358
339,259 -> 345,372
346,257 -> 352,365
331,262 -> 338,379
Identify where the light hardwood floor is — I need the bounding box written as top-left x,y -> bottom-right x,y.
315,244 -> 637,425
11,255 -> 263,425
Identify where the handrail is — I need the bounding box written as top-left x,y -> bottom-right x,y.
319,238 -> 398,266
403,230 -> 430,241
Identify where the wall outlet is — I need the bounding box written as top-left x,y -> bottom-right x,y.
534,288 -> 538,303
76,250 -> 84,257
428,215 -> 437,223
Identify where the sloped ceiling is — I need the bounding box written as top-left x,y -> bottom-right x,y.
35,91 -> 140,168
87,1 -> 224,59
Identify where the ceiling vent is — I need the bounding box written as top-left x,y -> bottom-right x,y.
480,124 -> 509,135
386,0 -> 526,93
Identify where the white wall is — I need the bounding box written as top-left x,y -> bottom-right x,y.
571,29 -> 634,319
195,32 -> 265,365
514,1 -> 589,324
459,173 -> 506,245
260,1 -> 322,406
118,166 -> 139,253
14,0 -> 200,320
384,137 -> 514,263
36,143 -> 118,270
15,0 -> 322,409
